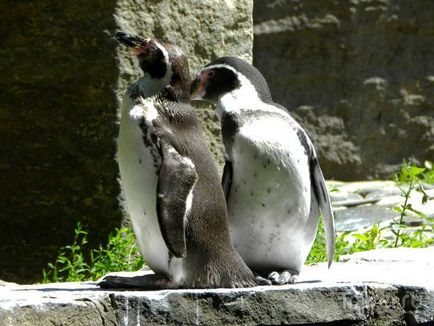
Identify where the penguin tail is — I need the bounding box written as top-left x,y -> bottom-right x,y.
311,157 -> 336,268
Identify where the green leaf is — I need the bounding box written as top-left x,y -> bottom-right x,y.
407,206 -> 428,219
417,185 -> 429,204
394,206 -> 402,213
352,233 -> 369,241
408,166 -> 425,178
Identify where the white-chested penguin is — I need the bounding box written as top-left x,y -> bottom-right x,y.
190,57 -> 335,285
99,36 -> 255,289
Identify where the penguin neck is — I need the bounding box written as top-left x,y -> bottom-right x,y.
216,85 -> 262,120
132,69 -> 174,98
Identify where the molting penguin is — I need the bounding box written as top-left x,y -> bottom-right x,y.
99,36 -> 255,289
191,57 -> 336,285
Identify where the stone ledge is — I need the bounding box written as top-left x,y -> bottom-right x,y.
1,248 -> 433,325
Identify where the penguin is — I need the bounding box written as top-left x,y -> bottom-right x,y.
190,57 -> 336,285
99,35 -> 255,289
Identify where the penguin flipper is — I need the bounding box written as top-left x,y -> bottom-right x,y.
222,160 -> 233,200
310,156 -> 336,267
156,138 -> 198,259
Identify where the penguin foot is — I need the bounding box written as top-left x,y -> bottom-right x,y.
254,275 -> 272,286
98,271 -> 176,290
267,270 -> 299,285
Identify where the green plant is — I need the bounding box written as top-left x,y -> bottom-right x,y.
89,226 -> 145,280
392,161 -> 432,247
42,222 -> 90,283
305,219 -> 327,265
306,220 -> 354,264
42,223 -> 145,283
307,161 -> 433,265
421,160 -> 434,184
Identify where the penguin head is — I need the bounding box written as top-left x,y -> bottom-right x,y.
190,57 -> 272,104
116,32 -> 191,101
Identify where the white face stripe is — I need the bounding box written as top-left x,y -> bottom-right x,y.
197,62 -> 289,119
198,63 -> 238,75
199,63 -> 261,103
154,40 -> 170,66
199,63 -> 290,118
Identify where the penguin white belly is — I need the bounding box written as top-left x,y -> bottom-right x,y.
228,117 -> 312,272
117,95 -> 183,280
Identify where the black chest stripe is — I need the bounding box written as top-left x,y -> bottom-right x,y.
221,112 -> 240,152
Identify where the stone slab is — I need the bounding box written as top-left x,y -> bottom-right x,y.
1,248 -> 433,325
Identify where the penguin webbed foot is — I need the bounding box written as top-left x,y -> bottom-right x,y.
267,270 -> 299,285
98,271 -> 177,290
254,274 -> 272,286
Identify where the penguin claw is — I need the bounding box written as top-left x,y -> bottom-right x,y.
279,271 -> 298,284
267,271 -> 280,284
255,275 -> 272,286
267,270 -> 299,285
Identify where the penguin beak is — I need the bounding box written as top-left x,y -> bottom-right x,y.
191,71 -> 210,100
115,32 -> 145,48
190,77 -> 205,100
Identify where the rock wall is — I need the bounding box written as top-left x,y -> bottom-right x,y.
253,0 -> 434,180
0,0 -> 252,283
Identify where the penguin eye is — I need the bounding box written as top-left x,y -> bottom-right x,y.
207,70 -> 216,78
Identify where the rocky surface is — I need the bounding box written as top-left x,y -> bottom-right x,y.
0,0 -> 252,283
1,247 -> 433,325
253,0 -> 434,180
329,181 -> 434,232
